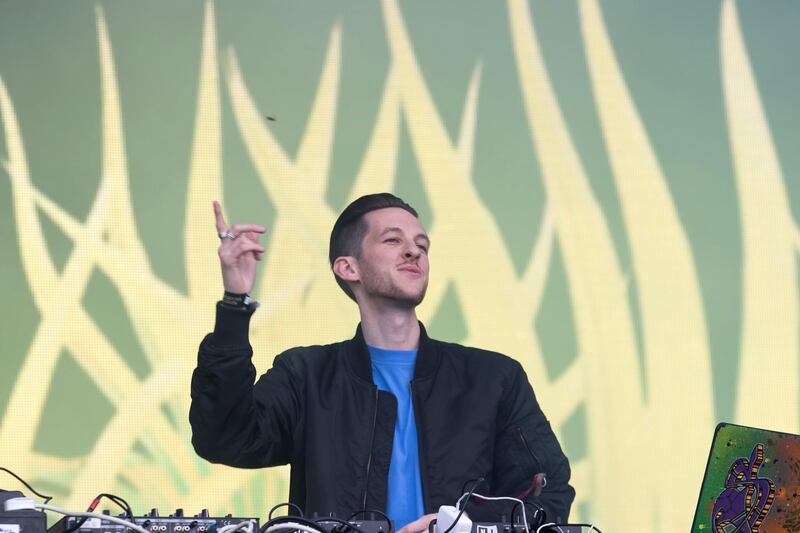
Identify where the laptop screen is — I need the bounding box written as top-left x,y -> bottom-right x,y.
691,423 -> 800,532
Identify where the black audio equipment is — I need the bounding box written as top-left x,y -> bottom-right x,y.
0,491 -> 47,533
58,510 -> 258,533
312,521 -> 590,533
469,524 -> 530,533
310,518 -> 389,533
534,525 -> 600,533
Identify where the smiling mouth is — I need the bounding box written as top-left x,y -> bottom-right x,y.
398,266 -> 422,275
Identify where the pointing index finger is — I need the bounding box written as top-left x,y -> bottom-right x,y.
213,200 -> 227,233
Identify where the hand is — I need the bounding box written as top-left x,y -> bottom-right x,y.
213,200 -> 266,294
397,514 -> 437,533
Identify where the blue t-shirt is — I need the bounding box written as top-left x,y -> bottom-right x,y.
367,344 -> 425,530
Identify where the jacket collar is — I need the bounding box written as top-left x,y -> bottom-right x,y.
348,321 -> 441,383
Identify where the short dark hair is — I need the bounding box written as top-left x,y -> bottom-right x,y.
329,193 -> 418,301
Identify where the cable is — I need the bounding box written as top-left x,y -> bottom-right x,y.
313,517 -> 366,533
262,523 -> 326,533
346,510 -> 392,533
258,516 -> 327,533
534,524 -> 602,533
457,478 -> 489,507
510,500 -> 545,529
427,519 -> 437,533
443,478 -> 484,533
458,480 -> 477,500
100,494 -> 133,518
453,478 -> 486,511
0,467 -> 53,503
268,503 -> 304,520
461,495 -> 527,533
61,504 -> 96,533
218,522 -> 255,533
35,503 -> 149,533
536,522 -> 603,533
62,492 -> 134,533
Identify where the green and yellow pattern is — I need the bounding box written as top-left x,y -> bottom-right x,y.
0,1 -> 798,531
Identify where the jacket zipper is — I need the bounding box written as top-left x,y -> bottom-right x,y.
410,382 -> 429,511
516,426 -> 543,472
362,388 -> 380,510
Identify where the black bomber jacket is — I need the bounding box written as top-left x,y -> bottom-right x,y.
190,304 -> 575,523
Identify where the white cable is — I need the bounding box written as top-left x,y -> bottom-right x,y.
454,493 -> 528,533
219,522 -> 253,533
263,523 -> 325,533
218,522 -> 254,533
534,523 -> 555,533
35,503 -> 150,533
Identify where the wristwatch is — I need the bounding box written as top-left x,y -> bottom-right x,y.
221,291 -> 258,309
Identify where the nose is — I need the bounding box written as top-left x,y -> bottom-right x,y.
403,243 -> 420,259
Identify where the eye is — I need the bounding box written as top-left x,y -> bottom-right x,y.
417,244 -> 428,253
384,237 -> 400,244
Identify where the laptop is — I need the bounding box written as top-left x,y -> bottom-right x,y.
691,422 -> 800,532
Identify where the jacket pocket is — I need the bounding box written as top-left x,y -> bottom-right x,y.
515,425 -> 543,473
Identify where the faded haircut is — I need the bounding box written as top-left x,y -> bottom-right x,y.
328,193 -> 418,301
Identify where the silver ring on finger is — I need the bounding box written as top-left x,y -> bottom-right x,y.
218,229 -> 237,240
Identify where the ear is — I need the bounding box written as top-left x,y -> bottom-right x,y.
332,256 -> 360,283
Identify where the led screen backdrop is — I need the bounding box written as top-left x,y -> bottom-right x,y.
1,1 -> 799,531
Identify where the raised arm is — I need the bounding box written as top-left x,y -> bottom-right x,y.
189,201 -> 296,468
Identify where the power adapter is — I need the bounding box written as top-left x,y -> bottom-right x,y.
435,506 -> 471,533
0,491 -> 46,533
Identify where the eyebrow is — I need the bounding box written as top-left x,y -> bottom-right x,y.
378,226 -> 430,245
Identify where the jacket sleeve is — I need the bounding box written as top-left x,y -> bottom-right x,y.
492,360 -> 575,524
189,303 -> 300,468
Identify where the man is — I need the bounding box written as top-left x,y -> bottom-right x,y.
190,193 -> 574,532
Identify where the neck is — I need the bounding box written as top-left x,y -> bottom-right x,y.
358,302 -> 420,350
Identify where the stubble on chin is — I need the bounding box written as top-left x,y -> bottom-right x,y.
398,283 -> 427,307
360,266 -> 428,307
378,280 -> 427,308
